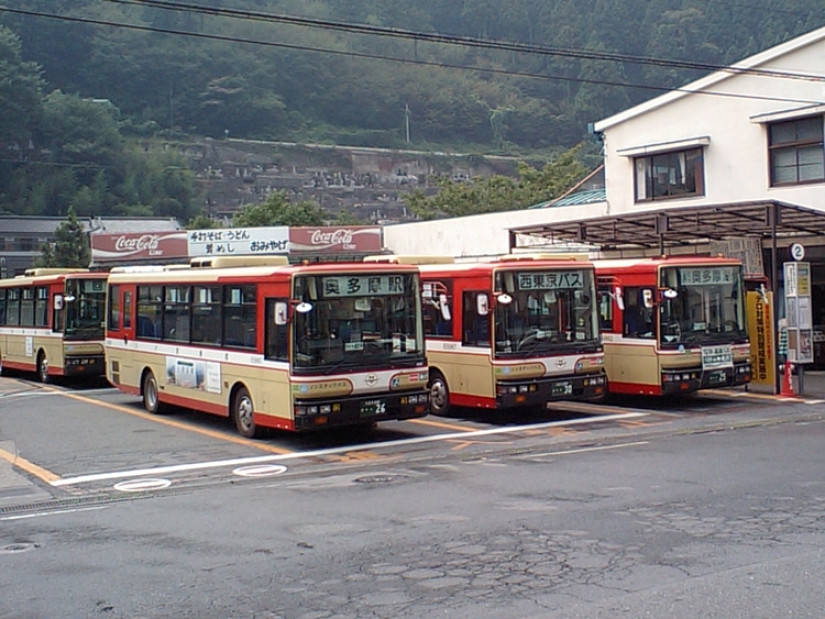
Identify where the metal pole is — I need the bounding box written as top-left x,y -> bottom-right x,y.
771,203 -> 780,395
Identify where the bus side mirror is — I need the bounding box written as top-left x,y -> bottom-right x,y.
274,301 -> 289,326
643,289 -> 654,309
54,295 -> 64,311
439,294 -> 451,320
477,293 -> 489,316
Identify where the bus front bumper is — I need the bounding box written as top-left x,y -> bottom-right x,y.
661,362 -> 752,395
293,389 -> 429,431
63,354 -> 105,377
496,372 -> 607,408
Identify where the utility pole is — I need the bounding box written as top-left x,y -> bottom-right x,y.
405,103 -> 411,144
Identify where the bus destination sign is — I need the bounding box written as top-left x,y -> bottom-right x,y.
322,275 -> 406,297
678,267 -> 736,286
517,270 -> 584,290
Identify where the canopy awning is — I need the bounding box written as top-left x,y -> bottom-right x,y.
509,200 -> 825,252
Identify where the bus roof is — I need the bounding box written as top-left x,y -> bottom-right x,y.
106,260 -> 420,285
23,268 -> 88,277
364,255 -> 455,265
593,256 -> 743,273
417,257 -> 595,277
0,268 -> 106,288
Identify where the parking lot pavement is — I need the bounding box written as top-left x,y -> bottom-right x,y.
1,373 -> 825,511
0,442 -> 53,510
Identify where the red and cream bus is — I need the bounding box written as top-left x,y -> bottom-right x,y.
105,256 -> 429,436
595,256 -> 752,396
369,255 -> 606,414
0,268 -> 107,382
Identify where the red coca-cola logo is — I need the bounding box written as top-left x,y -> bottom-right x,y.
114,235 -> 161,253
309,229 -> 354,246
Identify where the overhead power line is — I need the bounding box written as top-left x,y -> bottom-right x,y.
0,4 -> 823,108
108,0 -> 825,83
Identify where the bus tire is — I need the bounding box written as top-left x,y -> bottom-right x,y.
142,370 -> 163,414
37,351 -> 51,384
428,371 -> 451,416
232,386 -> 259,439
0,355 -> 5,376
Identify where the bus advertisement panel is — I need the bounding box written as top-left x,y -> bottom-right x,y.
595,256 -> 752,396
105,257 -> 429,436
373,255 -> 606,415
0,269 -> 107,382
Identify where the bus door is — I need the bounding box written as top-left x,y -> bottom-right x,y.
108,284 -> 134,380
459,290 -> 494,396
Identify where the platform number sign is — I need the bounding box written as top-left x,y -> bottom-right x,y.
790,243 -> 805,262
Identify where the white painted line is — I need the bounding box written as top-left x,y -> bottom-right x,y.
527,440 -> 650,458
233,464 -> 288,478
114,478 -> 172,492
0,390 -> 62,399
0,505 -> 109,521
51,411 -> 647,487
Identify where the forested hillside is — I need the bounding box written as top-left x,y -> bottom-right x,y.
3,1 -> 824,149
0,0 -> 823,219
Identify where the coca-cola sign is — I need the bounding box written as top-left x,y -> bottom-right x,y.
290,226 -> 382,254
91,231 -> 189,264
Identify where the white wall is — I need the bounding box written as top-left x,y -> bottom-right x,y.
382,201 -> 607,258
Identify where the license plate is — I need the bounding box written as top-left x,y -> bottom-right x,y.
360,399 -> 387,416
708,371 -> 727,384
551,382 -> 573,396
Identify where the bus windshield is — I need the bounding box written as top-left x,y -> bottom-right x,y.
493,268 -> 599,357
658,265 -> 747,348
64,278 -> 106,340
292,272 -> 423,370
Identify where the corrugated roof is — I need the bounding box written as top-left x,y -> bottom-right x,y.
89,217 -> 182,234
1,216 -> 183,236
540,188 -> 607,208
0,216 -> 68,234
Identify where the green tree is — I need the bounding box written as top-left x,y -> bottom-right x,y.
0,25 -> 44,145
233,192 -> 326,227
186,211 -> 222,229
406,146 -> 589,220
36,206 -> 90,268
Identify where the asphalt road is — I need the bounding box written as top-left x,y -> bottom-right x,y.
1,374 -> 824,618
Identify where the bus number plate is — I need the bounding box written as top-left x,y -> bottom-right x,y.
708,370 -> 728,385
551,382 -> 573,396
360,399 -> 387,416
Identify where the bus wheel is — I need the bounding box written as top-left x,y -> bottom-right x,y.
232,386 -> 259,438
428,371 -> 451,416
142,370 -> 162,414
37,351 -> 51,384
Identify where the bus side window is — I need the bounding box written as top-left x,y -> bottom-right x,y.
462,291 -> 490,347
597,287 -> 614,332
123,291 -> 132,329
623,287 -> 655,339
109,285 -> 121,331
265,299 -> 288,361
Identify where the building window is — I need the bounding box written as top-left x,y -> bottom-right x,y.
769,117 -> 825,186
19,238 -> 35,252
635,148 -> 704,202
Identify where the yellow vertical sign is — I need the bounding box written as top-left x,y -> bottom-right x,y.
747,290 -> 775,387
